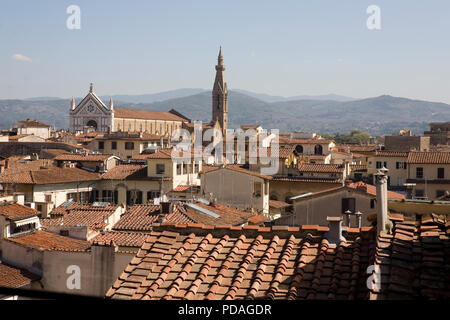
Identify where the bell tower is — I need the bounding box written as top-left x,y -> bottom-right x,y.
212,47 -> 228,136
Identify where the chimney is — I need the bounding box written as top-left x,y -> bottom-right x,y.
326,216 -> 346,245
374,167 -> 389,234
344,210 -> 352,227
355,211 -> 362,228
160,201 -> 171,214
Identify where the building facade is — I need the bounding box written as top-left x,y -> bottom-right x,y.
69,84 -> 189,135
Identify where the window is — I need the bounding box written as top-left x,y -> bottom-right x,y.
438,168 -> 445,179
376,161 -> 382,169
60,230 -> 69,237
127,190 -> 143,205
253,182 -> 262,198
396,162 -> 407,169
194,162 -> 199,173
156,164 -> 165,174
176,163 -> 182,175
183,163 -> 188,174
91,189 -> 99,202
113,190 -> 118,204
147,191 -> 160,201
102,190 -> 113,202
436,190 -> 446,198
370,199 -> 375,209
45,194 -> 52,203
99,141 -> 104,150
125,142 -> 134,150
415,189 -> 424,198
37,204 -> 43,212
416,167 -> 423,179
111,141 -> 117,150
342,198 -> 356,213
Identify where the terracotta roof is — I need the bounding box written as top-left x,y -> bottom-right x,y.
17,119 -> 50,128
279,137 -> 335,145
347,182 -> 405,200
41,202 -> 120,231
181,202 -> 257,226
272,176 -> 342,183
40,149 -> 72,159
0,167 -> 101,185
173,185 -> 194,192
262,146 -> 295,159
97,132 -> 168,141
143,149 -> 174,159
407,152 -> 450,164
200,165 -> 273,180
0,203 -> 38,220
102,164 -> 168,181
0,158 -> 55,175
106,224 -> 375,300
0,262 -> 40,288
374,151 -> 409,157
114,108 -> 188,122
113,205 -> 194,232
350,164 -> 367,171
92,231 -> 148,248
269,200 -> 291,209
5,230 -> 90,252
54,153 -> 114,162
49,201 -> 116,216
369,213 -> 450,299
297,163 -> 344,173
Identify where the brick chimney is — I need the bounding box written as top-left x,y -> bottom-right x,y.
326,216 -> 346,245
160,202 -> 171,215
374,167 -> 389,234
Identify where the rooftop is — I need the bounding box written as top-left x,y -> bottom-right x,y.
106,223 -> 374,300
407,151 -> 450,164
5,230 -> 90,252
297,163 -> 345,173
0,167 -> 101,185
113,205 -> 194,232
0,261 -> 40,288
0,202 -> 38,220
54,153 -> 115,162
91,231 -> 148,249
41,202 -> 120,231
17,119 -> 50,128
114,108 -> 188,122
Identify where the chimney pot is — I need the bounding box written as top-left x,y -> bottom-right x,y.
344,210 -> 352,227
355,211 -> 363,228
374,167 -> 390,234
326,216 -> 346,245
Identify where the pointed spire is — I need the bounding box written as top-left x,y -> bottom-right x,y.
89,83 -> 94,93
109,97 -> 114,110
218,46 -> 224,65
71,97 -> 75,110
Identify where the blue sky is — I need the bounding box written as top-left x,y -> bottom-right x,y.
1,0 -> 450,102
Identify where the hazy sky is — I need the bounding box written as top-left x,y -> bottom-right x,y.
1,0 -> 450,102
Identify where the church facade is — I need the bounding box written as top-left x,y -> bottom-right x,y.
69,83 -> 189,136
69,48 -> 229,137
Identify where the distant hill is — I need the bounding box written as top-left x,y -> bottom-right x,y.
99,88 -> 208,104
0,91 -> 448,135
233,89 -> 356,103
